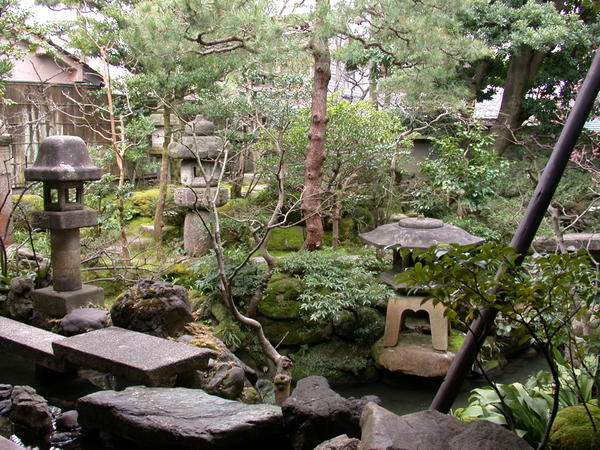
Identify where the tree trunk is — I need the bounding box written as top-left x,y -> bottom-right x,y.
302,0 -> 331,251
331,193 -> 340,250
493,45 -> 544,154
230,147 -> 246,199
153,105 -> 172,254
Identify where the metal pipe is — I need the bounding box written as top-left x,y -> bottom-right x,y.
431,47 -> 600,413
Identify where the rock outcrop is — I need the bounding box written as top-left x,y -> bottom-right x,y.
110,280 -> 193,338
282,376 -> 380,450
359,403 -> 532,450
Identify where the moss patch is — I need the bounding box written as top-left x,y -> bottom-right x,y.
259,316 -> 332,346
550,403 -> 600,449
289,338 -> 379,386
258,274 -> 304,320
12,194 -> 43,229
267,227 -> 305,251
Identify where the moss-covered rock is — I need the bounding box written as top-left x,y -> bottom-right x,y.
267,226 -> 305,251
259,316 -> 332,346
210,301 -> 247,351
258,274 -> 304,320
163,261 -> 200,288
289,338 -> 379,386
550,403 -> 600,449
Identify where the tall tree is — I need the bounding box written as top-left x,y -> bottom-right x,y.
460,0 -> 599,154
303,0 -> 331,250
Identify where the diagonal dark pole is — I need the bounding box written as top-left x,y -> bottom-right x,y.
431,47 -> 600,413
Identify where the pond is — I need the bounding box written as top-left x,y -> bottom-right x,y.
0,349 -> 548,448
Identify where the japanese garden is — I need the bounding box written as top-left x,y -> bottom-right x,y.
0,0 -> 599,449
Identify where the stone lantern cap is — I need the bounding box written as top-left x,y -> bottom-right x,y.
25,136 -> 102,182
359,217 -> 484,249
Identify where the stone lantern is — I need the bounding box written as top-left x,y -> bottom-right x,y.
25,136 -> 104,317
360,217 -> 484,376
168,115 -> 229,256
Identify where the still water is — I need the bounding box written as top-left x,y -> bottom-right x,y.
337,350 -> 549,415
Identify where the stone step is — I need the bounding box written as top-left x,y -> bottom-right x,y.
77,386 -> 285,450
52,327 -> 215,386
0,316 -> 69,372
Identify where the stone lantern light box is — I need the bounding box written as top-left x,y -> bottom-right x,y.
25,136 -> 104,317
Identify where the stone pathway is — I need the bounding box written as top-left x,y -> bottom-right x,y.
0,317 -> 214,386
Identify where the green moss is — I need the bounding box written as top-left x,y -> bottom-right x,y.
448,330 -> 466,353
125,216 -> 153,234
11,194 -> 44,229
290,338 -> 379,386
163,261 -> 199,288
267,226 -> 305,251
550,403 -> 600,449
127,187 -> 177,218
258,275 -> 304,320
259,316 -> 332,346
239,387 -> 261,404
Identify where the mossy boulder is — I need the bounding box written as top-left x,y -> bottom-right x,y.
258,274 -> 305,320
289,338 -> 379,386
210,301 -> 247,351
550,403 -> 600,449
267,226 -> 305,251
259,316 -> 332,346
163,261 -> 199,287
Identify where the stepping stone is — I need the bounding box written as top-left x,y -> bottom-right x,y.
78,386 -> 285,450
52,327 -> 215,386
0,316 -> 68,372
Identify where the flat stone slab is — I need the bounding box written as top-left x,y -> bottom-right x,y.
78,386 -> 285,449
52,327 -> 215,386
0,316 -> 68,372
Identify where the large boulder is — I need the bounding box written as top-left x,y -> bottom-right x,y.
359,403 -> 532,450
282,376 -> 380,450
259,317 -> 332,346
59,308 -> 111,336
315,435 -> 360,450
110,280 -> 193,338
8,386 -> 53,434
7,277 -> 34,321
77,386 -> 287,450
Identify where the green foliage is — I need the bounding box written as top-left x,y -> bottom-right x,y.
278,251 -> 391,322
455,355 -> 599,447
86,174 -> 135,237
193,248 -> 264,305
412,121 -> 510,218
454,380 -> 554,445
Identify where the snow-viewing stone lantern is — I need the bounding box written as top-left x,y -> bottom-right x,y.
360,217 -> 484,376
25,136 -> 104,317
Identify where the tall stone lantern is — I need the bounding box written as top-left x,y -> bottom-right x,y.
25,136 -> 104,317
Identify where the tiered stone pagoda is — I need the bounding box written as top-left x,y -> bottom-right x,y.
168,115 -> 229,256
25,136 -> 104,317
360,217 -> 484,377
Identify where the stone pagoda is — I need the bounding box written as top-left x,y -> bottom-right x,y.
25,136 -> 104,317
168,115 -> 229,256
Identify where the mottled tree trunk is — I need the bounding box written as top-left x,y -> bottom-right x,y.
493,45 -> 544,154
302,0 -> 331,251
153,105 -> 172,254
